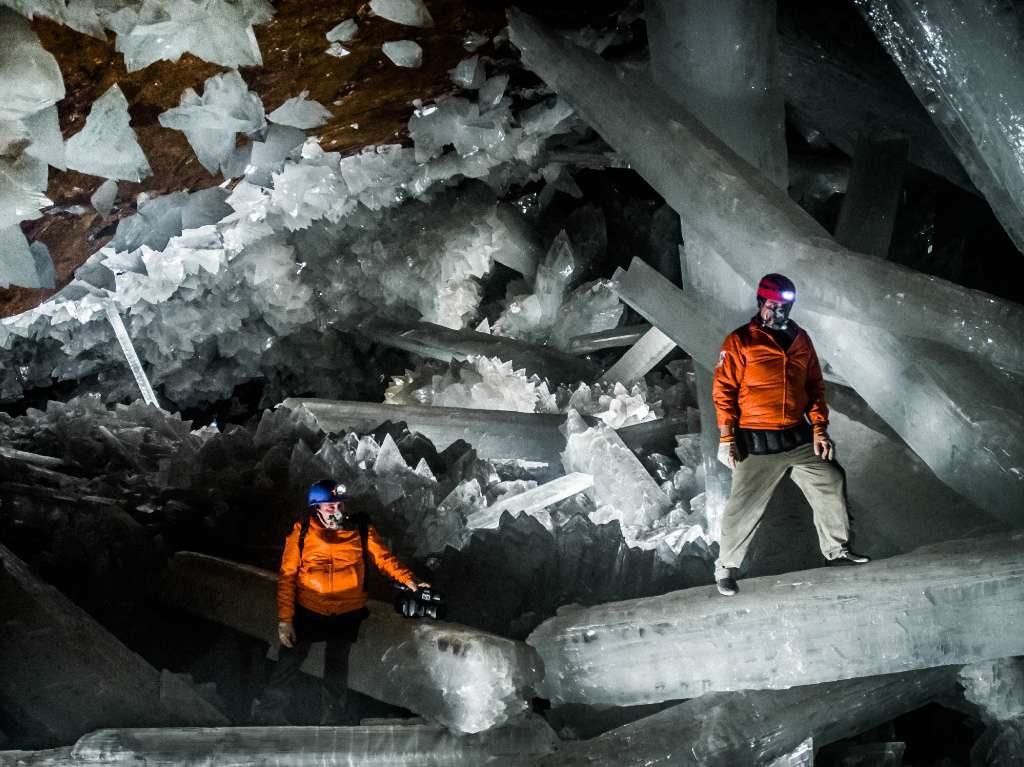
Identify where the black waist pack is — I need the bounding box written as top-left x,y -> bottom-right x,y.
737,423 -> 812,456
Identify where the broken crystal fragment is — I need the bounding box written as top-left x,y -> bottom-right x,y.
507,11 -> 1024,374
268,91 -> 332,130
22,105 -> 66,170
162,552 -> 544,733
65,85 -> 151,182
370,0 -> 434,28
383,40 -> 424,68
113,0 -> 274,72
326,18 -> 358,42
0,225 -> 48,289
0,9 -> 65,121
451,55 -> 486,90
325,42 -> 351,58
466,472 -> 594,530
600,326 -> 675,388
528,532 -> 1024,706
0,543 -> 227,746
90,179 -> 118,216
542,668 -> 956,766
159,70 -> 266,176
562,409 -> 671,533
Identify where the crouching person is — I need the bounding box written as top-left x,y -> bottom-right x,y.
252,479 -> 428,725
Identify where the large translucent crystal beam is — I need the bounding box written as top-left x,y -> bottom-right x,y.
466,472 -> 594,530
283,398 -> 567,465
355,318 -> 600,384
0,718 -> 558,767
104,303 -> 159,407
834,128 -> 909,258
565,324 -> 651,355
854,0 -> 1024,254
162,552 -> 543,734
0,544 -> 227,747
507,12 -> 1024,374
538,668 -> 957,766
527,532 -> 1024,706
600,326 -> 676,387
777,7 -> 973,191
646,0 -> 788,188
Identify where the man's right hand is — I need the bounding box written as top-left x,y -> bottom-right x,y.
717,441 -> 739,469
278,621 -> 296,648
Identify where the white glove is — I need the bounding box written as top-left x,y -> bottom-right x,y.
813,431 -> 835,461
717,441 -> 739,469
278,621 -> 296,648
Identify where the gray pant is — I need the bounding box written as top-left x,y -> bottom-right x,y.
714,442 -> 851,580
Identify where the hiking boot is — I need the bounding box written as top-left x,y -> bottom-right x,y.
716,577 -> 739,596
831,550 -> 871,565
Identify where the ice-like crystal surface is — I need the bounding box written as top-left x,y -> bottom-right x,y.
5,717 -> 559,766
961,658 -> 1024,723
159,70 -> 266,175
268,90 -> 333,130
383,40 -> 423,68
112,0 -> 274,72
479,74 -> 510,111
370,0 -> 433,28
64,84 -> 151,182
466,472 -> 593,530
0,144 -> 50,230
90,179 -> 118,216
22,104 -> 66,170
326,18 -> 358,42
493,230 -> 577,344
601,326 -> 676,388
0,224 -> 49,288
542,669 -> 955,766
854,0 -> 1024,254
0,8 -> 65,120
529,532 -> 1024,706
163,551 -> 544,733
451,55 -> 486,89
507,12 -> 1024,374
562,409 -> 671,534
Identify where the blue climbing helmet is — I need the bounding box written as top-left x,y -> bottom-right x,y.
307,479 -> 348,507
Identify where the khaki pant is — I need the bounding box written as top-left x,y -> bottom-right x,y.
714,442 -> 850,580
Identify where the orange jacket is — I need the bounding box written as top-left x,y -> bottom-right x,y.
712,319 -> 829,433
277,516 -> 416,622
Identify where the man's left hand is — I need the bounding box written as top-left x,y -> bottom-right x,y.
813,431 -> 834,461
408,581 -> 432,592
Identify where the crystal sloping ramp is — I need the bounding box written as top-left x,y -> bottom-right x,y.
162,552 -> 542,734
0,543 -> 227,747
0,717 -> 558,767
507,11 -> 1024,375
355,318 -> 600,383
527,532 -> 1024,706
539,667 -> 957,766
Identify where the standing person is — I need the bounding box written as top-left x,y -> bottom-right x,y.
252,479 -> 428,724
712,274 -> 869,597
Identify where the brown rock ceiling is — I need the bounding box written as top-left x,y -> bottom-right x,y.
0,0 -> 506,319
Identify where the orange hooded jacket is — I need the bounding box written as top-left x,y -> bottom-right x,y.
712,319 -> 829,434
277,515 -> 416,622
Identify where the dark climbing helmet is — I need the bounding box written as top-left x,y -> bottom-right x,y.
307,479 -> 348,507
756,273 -> 796,304
756,274 -> 796,329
